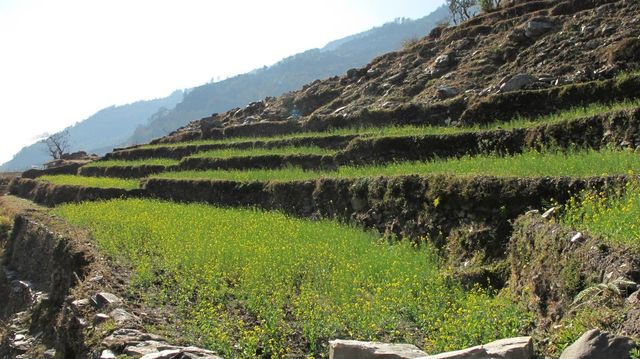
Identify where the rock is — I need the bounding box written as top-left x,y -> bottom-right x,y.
100,350 -> 117,359
92,292 -> 122,309
499,74 -> 537,92
124,340 -> 176,357
559,329 -> 635,359
437,86 -> 460,99
141,349 -> 182,359
329,340 -> 427,359
542,207 -> 558,219
427,336 -> 533,358
434,53 -> 455,69
43,349 -> 56,359
525,19 -> 554,39
109,308 -> 139,325
93,313 -> 111,324
628,289 -> 640,305
102,329 -> 165,350
570,232 -> 584,243
71,298 -> 90,311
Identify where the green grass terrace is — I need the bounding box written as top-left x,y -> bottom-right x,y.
154,149 -> 640,182
185,146 -> 336,159
39,175 -> 140,190
136,99 -> 640,150
82,158 -> 180,168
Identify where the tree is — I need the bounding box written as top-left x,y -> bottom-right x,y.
446,0 -> 477,24
45,130 -> 70,160
479,0 -> 501,12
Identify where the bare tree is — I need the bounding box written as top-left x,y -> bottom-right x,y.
446,0 -> 477,24
45,130 -> 70,160
479,0 -> 501,12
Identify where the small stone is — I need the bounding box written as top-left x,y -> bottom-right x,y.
43,349 -> 56,359
100,349 -> 117,359
628,289 -> 640,305
570,232 -> 584,243
14,334 -> 25,341
92,292 -> 123,309
500,74 -> 537,92
93,313 -> 111,324
437,86 -> 460,99
109,308 -> 139,325
71,298 -> 90,311
525,19 -> 554,39
542,207 -> 557,219
560,329 -> 635,359
434,53 -> 454,69
141,349 -> 182,359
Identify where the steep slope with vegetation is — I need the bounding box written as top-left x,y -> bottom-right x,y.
2,0 -> 640,358
126,6 -> 449,144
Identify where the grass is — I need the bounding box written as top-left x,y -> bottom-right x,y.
186,146 -> 335,160
82,159 -> 180,168
39,175 -> 140,190
53,199 -> 530,358
154,148 -> 640,182
137,99 -> 640,150
562,177 -> 640,250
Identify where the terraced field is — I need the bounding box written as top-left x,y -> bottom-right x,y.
54,199 -> 529,357
7,72 -> 640,358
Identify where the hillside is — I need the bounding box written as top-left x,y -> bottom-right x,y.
2,1 -> 640,359
154,0 -> 639,142
0,91 -> 183,172
125,6 -> 449,144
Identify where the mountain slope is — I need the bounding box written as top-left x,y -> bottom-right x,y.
160,0 -> 640,141
126,6 -> 450,144
0,90 -> 183,171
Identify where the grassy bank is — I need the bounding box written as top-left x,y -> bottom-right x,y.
155,149 -> 640,182
82,159 -> 180,168
186,146 -> 335,159
563,177 -> 640,250
39,175 -> 140,190
54,199 -> 530,358
138,99 -> 640,150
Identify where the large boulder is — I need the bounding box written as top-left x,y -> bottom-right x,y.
329,340 -> 427,359
427,337 -> 533,359
559,329 -> 636,359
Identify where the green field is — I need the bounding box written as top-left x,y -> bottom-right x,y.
186,146 -> 335,159
137,99 -> 640,150
39,175 -> 140,190
82,158 -> 180,168
563,178 -> 640,249
155,149 -> 640,182
54,199 -> 529,358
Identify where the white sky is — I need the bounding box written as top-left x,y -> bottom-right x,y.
0,0 -> 445,165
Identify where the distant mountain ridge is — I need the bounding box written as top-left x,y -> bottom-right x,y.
0,91 -> 183,171
1,5 -> 449,171
125,6 -> 449,144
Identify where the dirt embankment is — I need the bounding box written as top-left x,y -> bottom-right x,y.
142,175 -> 626,268
0,196 -> 96,357
508,213 -> 640,356
7,178 -> 144,207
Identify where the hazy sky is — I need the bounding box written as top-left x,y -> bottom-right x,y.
0,0 -> 445,165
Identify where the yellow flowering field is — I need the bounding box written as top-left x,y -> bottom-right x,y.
53,199 -> 530,358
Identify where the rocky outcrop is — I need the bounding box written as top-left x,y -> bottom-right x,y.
560,329 -> 635,359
